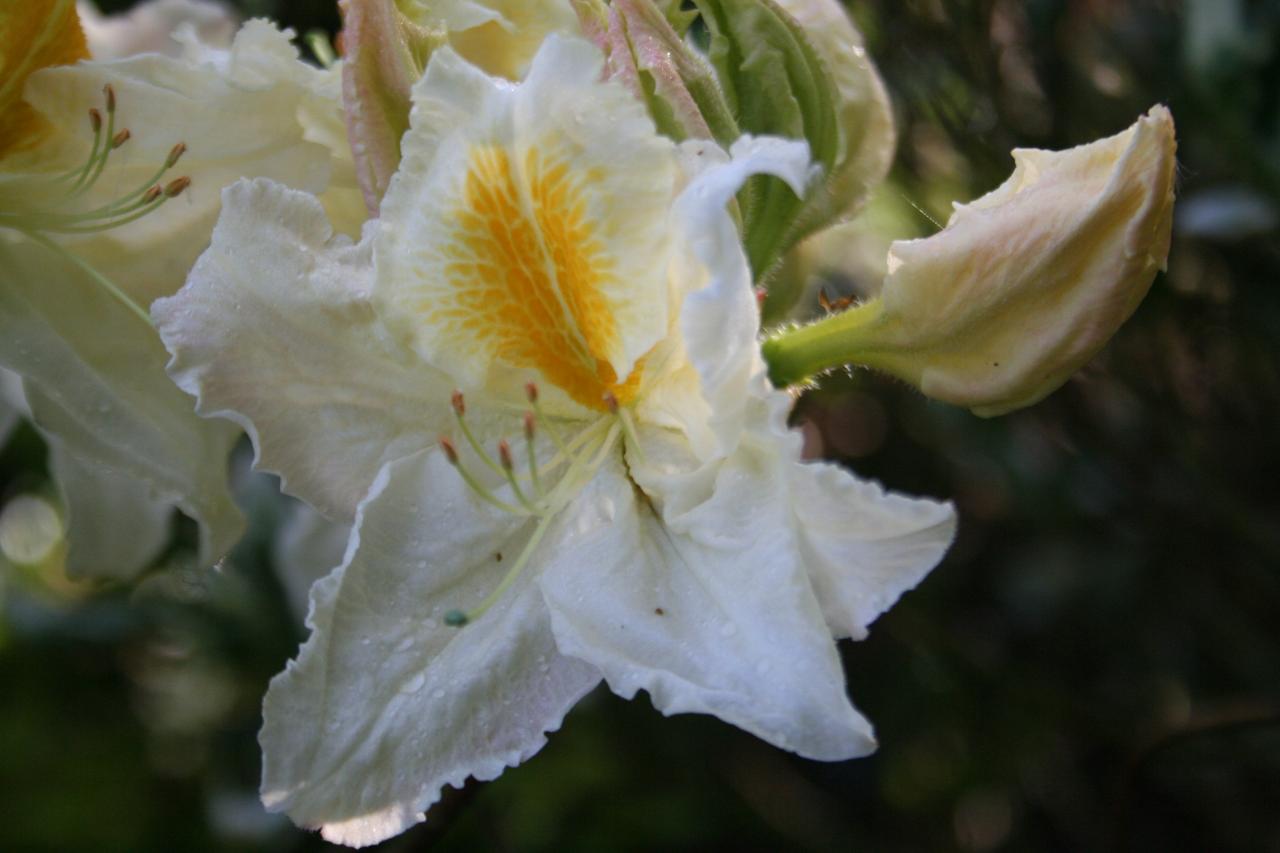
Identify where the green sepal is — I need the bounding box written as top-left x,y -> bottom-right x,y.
692,0 -> 841,297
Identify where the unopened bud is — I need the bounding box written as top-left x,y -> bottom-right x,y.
762,107 -> 1177,417
163,176 -> 190,197
166,142 -> 187,168
111,128 -> 130,148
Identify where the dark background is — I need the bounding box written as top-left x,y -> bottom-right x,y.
2,0 -> 1278,850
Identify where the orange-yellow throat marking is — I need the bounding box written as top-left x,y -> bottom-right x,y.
0,0 -> 89,158
439,145 -> 641,411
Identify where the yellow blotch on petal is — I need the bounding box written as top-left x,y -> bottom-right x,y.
0,0 -> 89,158
430,144 -> 641,411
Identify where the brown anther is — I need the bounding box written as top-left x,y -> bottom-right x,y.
817,288 -> 854,314
111,128 -> 131,148
450,390 -> 466,416
103,84 -> 116,113
88,108 -> 102,133
603,392 -> 619,414
523,412 -> 536,441
497,440 -> 515,470
439,436 -> 459,465
166,142 -> 187,169
163,176 -> 191,197
142,185 -> 163,204
524,382 -> 539,404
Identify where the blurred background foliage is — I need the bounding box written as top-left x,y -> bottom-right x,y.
2,0 -> 1279,850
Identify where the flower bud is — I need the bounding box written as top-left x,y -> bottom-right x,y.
772,0 -> 895,226
763,107 -> 1178,416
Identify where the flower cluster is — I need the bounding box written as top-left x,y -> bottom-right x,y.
0,0 -> 1175,847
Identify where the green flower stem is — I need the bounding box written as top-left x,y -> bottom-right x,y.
761,297 -> 906,387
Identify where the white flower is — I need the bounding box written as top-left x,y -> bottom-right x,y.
0,4 -> 360,577
156,35 -> 954,846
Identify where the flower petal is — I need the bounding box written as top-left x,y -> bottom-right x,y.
261,449 -> 599,846
154,178 -> 448,522
541,428 -> 876,760
641,135 -> 814,458
76,0 -> 239,60
789,460 -> 955,640
48,439 -> 171,580
374,35 -> 678,413
272,498 -> 351,624
411,0 -> 580,80
0,238 -> 243,570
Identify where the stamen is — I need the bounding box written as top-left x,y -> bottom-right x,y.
70,86 -> 119,197
444,421 -> 622,628
166,142 -> 187,169
603,392 -> 619,414
524,412 -> 542,496
110,128 -> 131,149
163,176 -> 190,197
497,439 -> 537,512
438,435 -> 528,516
451,390 -> 505,477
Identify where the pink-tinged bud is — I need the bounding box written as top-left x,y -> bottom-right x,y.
764,107 -> 1177,416
450,390 -> 465,416
439,436 -> 459,465
497,440 -> 514,471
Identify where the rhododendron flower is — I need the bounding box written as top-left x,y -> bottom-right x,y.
0,1 -> 359,576
156,36 -> 955,846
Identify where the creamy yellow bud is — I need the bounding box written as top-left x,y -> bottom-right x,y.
763,107 -> 1177,417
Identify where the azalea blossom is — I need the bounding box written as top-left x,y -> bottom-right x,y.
0,1 -> 360,577
155,35 -> 955,846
